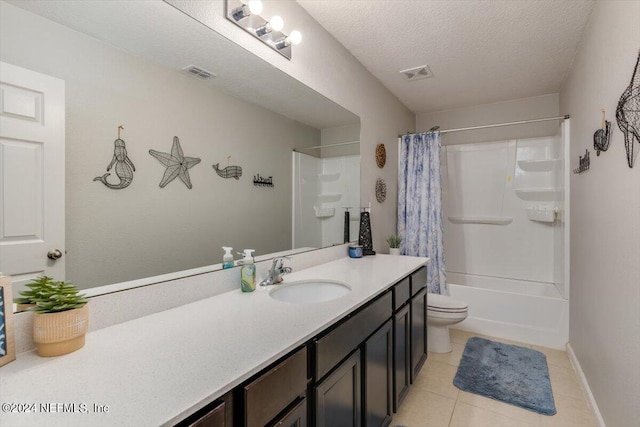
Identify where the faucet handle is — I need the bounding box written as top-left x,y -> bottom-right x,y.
272,256 -> 292,269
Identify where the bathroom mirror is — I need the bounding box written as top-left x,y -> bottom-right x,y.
0,0 -> 360,302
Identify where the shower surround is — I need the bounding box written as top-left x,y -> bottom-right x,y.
442,124 -> 570,349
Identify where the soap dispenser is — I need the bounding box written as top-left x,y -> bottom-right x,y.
240,249 -> 256,292
222,247 -> 234,269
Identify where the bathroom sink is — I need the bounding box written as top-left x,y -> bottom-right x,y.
269,280 -> 351,304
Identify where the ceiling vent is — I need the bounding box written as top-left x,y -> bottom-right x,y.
400,65 -> 434,81
182,65 -> 216,80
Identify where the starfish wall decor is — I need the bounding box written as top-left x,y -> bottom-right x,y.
149,136 -> 201,189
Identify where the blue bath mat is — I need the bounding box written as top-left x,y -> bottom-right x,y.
453,337 -> 556,415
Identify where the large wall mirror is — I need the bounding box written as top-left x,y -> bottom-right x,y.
0,0 -> 360,303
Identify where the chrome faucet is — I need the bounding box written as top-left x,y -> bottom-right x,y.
259,256 -> 292,286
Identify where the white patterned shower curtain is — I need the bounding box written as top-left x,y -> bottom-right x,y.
398,132 -> 448,295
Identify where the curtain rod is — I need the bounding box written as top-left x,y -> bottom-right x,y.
398,115 -> 570,138
294,140 -> 360,151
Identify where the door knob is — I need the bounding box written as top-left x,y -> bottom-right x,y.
47,249 -> 63,260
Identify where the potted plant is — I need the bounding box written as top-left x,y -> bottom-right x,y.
386,235 -> 402,256
17,277 -> 88,357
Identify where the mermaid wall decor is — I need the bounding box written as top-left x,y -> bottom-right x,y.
93,125 -> 136,189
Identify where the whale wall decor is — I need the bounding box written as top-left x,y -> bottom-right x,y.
616,51 -> 640,168
213,163 -> 243,180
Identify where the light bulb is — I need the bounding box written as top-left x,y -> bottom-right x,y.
289,30 -> 302,45
270,15 -> 284,32
248,0 -> 263,15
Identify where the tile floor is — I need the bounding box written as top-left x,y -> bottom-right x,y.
391,329 -> 598,427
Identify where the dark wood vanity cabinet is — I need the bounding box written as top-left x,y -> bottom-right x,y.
393,303 -> 411,411
270,397 -> 307,427
392,266 -> 428,414
410,287 -> 428,383
176,265 -> 428,427
176,393 -> 233,427
243,347 -> 308,427
363,319 -> 393,427
314,291 -> 393,427
314,350 -> 361,427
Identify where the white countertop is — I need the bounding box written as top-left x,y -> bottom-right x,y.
0,255 -> 428,427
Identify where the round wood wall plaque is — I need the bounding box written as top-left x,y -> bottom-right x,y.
375,143 -> 386,168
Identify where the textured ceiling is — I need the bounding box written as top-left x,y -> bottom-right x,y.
297,0 -> 596,114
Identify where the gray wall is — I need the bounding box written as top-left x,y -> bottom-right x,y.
416,94 -> 560,144
0,3 -> 320,288
560,1 -> 640,426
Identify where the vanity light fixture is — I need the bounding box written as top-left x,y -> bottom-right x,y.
225,0 -> 302,60
273,30 -> 302,50
255,15 -> 283,37
230,0 -> 263,21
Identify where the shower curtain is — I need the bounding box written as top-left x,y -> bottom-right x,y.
398,132 -> 448,295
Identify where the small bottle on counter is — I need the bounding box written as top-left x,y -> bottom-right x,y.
222,247 -> 234,269
240,249 -> 256,292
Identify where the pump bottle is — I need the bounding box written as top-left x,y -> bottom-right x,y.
222,247 -> 234,269
240,249 -> 256,292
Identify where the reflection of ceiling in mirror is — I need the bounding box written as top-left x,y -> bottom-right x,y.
6,0 -> 359,130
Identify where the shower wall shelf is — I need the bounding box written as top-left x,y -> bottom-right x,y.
517,159 -> 560,172
317,194 -> 342,203
318,173 -> 340,182
515,188 -> 561,202
448,216 -> 513,225
314,206 -> 335,218
525,206 -> 557,223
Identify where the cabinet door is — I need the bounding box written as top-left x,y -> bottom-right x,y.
363,319 -> 393,427
393,304 -> 410,412
270,397 -> 306,427
315,350 -> 361,427
410,287 -> 428,383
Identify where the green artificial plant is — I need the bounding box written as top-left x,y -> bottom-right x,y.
386,235 -> 403,249
15,276 -> 87,313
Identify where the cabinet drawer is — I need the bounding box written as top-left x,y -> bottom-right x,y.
410,267 -> 428,296
393,277 -> 411,311
314,291 -> 393,380
176,393 -> 232,427
244,347 -> 308,427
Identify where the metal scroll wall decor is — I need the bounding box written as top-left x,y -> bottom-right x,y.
253,174 -> 274,187
213,156 -> 242,180
573,149 -> 590,174
93,125 -> 136,189
616,51 -> 640,168
593,109 -> 612,156
375,178 -> 387,203
149,136 -> 201,189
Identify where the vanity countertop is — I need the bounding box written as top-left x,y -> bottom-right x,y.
0,255 -> 428,427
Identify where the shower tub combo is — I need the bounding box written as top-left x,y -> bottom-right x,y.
447,272 -> 569,349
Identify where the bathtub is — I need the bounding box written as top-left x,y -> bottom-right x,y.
447,272 -> 569,349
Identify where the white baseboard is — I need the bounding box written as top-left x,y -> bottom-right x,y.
566,343 -> 606,427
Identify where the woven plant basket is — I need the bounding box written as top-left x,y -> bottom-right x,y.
33,304 -> 89,357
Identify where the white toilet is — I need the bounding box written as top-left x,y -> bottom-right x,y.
427,293 -> 469,353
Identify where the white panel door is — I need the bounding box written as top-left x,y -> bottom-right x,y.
0,62 -> 65,297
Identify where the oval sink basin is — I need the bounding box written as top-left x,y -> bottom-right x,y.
269,280 -> 351,304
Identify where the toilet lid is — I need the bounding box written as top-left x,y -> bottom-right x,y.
427,293 -> 468,312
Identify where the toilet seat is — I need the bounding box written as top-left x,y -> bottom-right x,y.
427,293 -> 468,313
